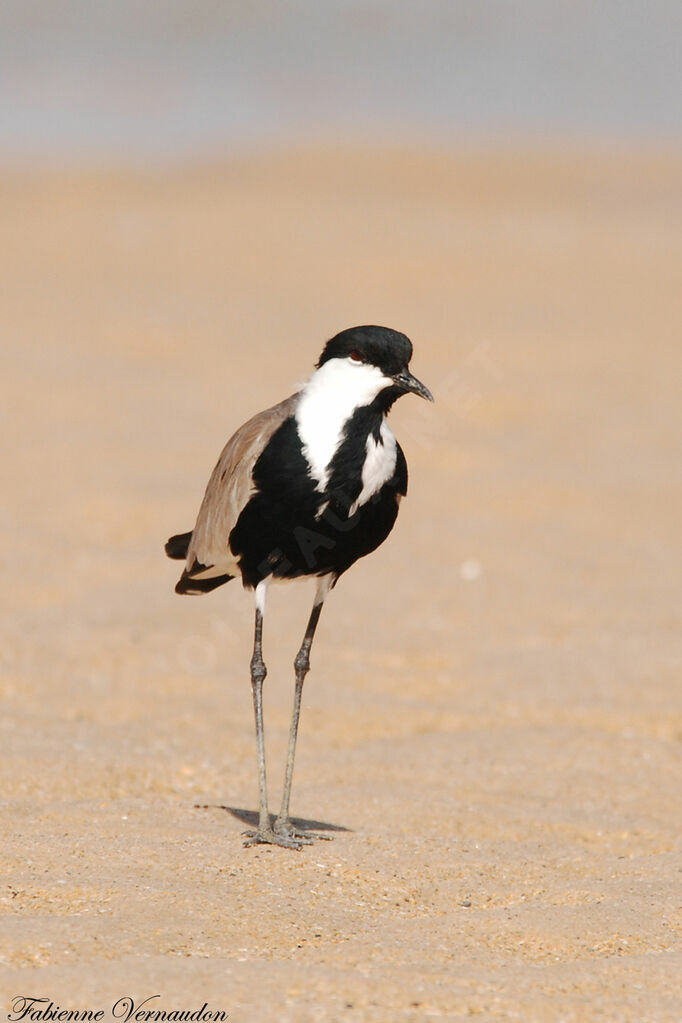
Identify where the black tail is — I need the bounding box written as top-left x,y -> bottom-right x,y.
165,531 -> 192,560
166,534 -> 234,595
175,571 -> 234,595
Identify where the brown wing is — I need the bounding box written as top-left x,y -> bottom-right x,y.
178,392 -> 299,588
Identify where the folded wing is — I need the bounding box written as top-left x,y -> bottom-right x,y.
168,393 -> 299,595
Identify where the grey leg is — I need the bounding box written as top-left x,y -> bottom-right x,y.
250,606 -> 269,832
274,586 -> 331,844
243,599 -> 302,850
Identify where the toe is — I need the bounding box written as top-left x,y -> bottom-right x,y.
243,827 -> 304,850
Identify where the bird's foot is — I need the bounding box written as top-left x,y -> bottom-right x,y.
242,826 -> 307,850
274,817 -> 333,845
241,819 -> 333,849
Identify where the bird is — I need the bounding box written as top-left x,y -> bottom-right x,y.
165,325 -> 433,849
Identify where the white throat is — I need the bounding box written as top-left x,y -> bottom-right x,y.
295,357 -> 393,489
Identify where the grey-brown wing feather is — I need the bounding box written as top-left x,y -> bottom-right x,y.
179,392 -> 299,583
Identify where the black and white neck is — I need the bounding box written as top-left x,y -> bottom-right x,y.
295,353 -> 397,493
295,326 -> 432,503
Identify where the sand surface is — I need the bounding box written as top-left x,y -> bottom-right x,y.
1,147 -> 681,1020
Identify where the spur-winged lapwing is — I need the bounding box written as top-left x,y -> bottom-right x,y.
166,325 -> 433,849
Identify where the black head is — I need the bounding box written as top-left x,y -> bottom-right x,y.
317,325 -> 433,403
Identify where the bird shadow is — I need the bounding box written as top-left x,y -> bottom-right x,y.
194,804 -> 352,834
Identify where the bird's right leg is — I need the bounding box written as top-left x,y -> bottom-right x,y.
243,584 -> 303,850
274,575 -> 333,845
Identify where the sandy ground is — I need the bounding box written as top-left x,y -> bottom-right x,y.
1,146 -> 681,1021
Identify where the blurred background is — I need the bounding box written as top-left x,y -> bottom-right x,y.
1,0 -> 680,163
2,2 -> 682,1012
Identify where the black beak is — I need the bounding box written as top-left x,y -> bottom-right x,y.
393,369 -> 434,402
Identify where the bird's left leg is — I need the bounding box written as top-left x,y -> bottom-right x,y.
274,576 -> 332,844
243,582 -> 304,850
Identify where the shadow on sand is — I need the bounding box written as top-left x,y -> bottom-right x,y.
194,804 -> 352,835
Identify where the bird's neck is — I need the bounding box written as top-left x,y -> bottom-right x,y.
296,361 -> 390,490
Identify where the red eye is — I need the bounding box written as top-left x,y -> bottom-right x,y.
349,351 -> 363,363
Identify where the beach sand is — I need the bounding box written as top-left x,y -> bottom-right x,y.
1,146 -> 681,1020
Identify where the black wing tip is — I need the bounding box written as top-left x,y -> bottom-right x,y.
165,531 -> 192,560
175,572 -> 235,595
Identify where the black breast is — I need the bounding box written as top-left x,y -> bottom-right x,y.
229,409 -> 408,588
